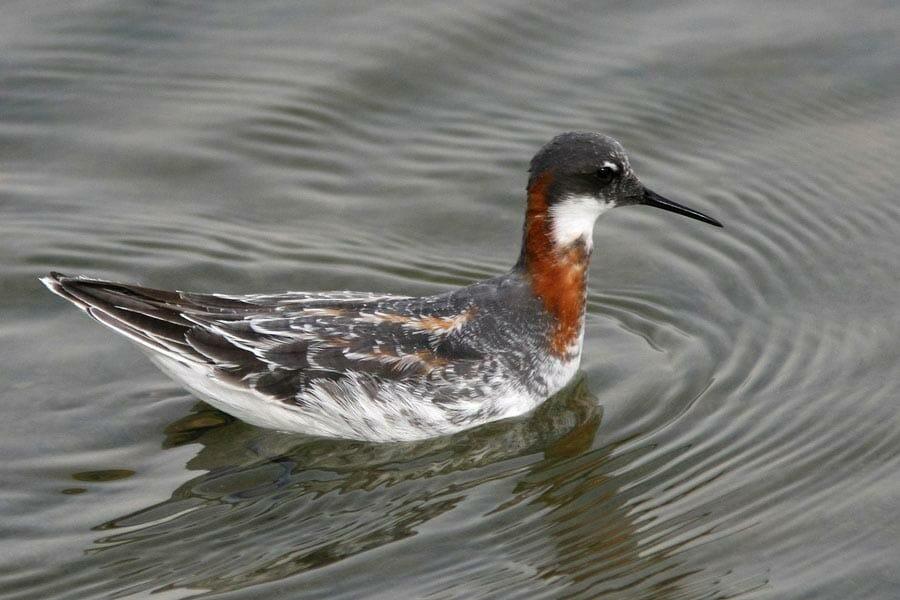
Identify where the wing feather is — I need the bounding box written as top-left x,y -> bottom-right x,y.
42,273 -> 487,407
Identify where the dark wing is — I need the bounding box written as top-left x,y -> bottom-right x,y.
42,272 -> 485,403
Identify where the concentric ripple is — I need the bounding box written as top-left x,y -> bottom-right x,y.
2,1 -> 900,599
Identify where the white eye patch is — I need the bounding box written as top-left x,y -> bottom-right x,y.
602,161 -> 619,172
549,195 -> 613,249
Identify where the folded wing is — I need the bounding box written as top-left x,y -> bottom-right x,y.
41,272 -> 484,406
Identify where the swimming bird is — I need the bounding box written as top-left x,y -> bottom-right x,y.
42,132 -> 722,442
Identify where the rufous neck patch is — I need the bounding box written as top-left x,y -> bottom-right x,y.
521,172 -> 590,357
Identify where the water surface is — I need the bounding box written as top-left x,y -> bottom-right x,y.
2,1 -> 900,598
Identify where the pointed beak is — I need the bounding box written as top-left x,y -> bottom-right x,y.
641,188 -> 723,228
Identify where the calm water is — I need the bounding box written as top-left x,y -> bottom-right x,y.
3,1 -> 900,598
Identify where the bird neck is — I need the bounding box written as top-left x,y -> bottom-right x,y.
515,172 -> 591,358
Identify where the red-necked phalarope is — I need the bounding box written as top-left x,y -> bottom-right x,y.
42,132 -> 722,442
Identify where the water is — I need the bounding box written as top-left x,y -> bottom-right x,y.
2,1 -> 899,598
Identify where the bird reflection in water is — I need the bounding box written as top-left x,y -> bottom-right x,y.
85,378 -> 764,598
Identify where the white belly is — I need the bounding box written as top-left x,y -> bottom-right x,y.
148,347 -> 583,442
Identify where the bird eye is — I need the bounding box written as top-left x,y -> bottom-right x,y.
595,166 -> 616,184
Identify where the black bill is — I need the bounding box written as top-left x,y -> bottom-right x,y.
642,188 -> 723,228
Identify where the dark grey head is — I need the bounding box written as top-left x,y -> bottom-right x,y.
527,132 -> 722,243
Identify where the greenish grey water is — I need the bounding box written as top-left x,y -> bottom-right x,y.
2,1 -> 900,598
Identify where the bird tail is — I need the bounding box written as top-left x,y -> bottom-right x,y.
40,272 -> 203,364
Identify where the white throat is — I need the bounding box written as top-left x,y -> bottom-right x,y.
548,195 -> 612,250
